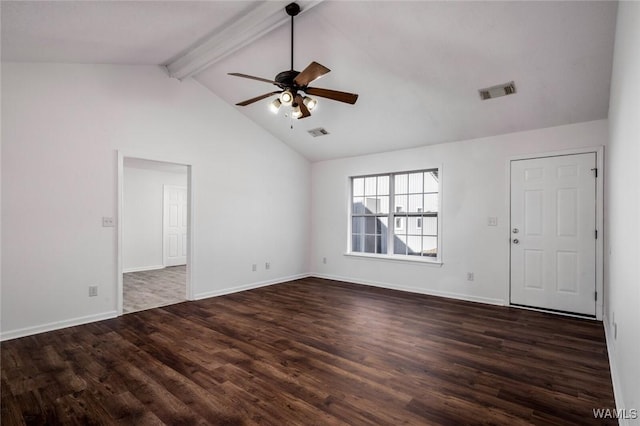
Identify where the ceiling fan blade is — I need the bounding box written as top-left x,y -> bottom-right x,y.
228,73 -> 278,85
305,87 -> 359,105
294,62 -> 331,87
295,94 -> 311,118
235,91 -> 282,106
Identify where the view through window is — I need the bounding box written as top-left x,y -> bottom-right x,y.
351,169 -> 439,259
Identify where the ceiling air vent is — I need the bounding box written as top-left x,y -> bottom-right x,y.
479,81 -> 516,100
308,127 -> 330,137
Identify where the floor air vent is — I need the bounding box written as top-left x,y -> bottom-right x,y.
479,81 -> 516,100
308,127 -> 330,137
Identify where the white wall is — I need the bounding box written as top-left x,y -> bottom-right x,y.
123,161 -> 187,272
311,120 -> 607,306
1,63 -> 310,339
605,1 -> 640,420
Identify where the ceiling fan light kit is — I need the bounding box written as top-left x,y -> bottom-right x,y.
229,2 -> 358,121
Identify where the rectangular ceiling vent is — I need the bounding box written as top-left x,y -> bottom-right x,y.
479,81 -> 516,100
308,127 -> 330,137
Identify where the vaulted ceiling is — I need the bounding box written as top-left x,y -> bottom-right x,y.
1,1 -> 618,161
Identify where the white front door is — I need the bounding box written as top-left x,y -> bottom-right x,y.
510,153 -> 596,316
163,185 -> 188,267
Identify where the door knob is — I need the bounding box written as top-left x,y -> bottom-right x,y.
512,228 -> 519,234
513,238 -> 520,245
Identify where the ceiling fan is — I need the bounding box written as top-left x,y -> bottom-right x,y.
228,2 -> 358,119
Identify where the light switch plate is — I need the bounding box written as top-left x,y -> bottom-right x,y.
488,217 -> 498,226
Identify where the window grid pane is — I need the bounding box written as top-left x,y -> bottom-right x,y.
364,177 -> 377,196
378,196 -> 390,214
377,175 -> 389,195
408,173 -> 423,193
424,193 -> 438,213
408,194 -> 423,213
353,178 -> 365,196
394,235 -> 408,255
352,234 -> 363,252
407,235 -> 421,256
395,174 -> 408,195
395,195 -> 407,213
424,171 -> 438,193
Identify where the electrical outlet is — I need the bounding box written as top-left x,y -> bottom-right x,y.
102,217 -> 115,227
89,286 -> 98,297
265,262 -> 270,270
322,257 -> 327,264
467,272 -> 474,281
252,264 -> 257,272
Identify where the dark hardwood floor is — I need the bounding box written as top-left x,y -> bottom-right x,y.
1,277 -> 616,425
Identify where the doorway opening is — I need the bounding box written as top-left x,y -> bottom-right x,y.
118,156 -> 192,314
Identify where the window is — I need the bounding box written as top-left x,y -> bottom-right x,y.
350,169 -> 440,260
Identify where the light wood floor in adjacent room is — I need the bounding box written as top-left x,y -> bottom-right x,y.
1,277 -> 616,425
123,265 -> 186,314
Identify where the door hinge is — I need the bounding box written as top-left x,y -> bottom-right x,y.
595,291 -> 598,301
591,167 -> 598,178
595,230 -> 598,239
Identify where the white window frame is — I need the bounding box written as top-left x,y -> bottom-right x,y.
347,168 -> 442,264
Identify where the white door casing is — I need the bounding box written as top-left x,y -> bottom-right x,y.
510,153 -> 596,316
164,185 -> 188,267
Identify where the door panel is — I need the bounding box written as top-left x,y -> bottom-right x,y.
164,185 -> 188,267
510,153 -> 596,315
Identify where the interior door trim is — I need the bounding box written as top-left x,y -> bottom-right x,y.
507,146 -> 604,320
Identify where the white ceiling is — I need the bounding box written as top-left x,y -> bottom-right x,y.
2,1 -> 618,162
1,1 -> 258,65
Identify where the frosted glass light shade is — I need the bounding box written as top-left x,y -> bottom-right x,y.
279,90 -> 293,105
269,98 -> 282,113
302,96 -> 317,111
291,104 -> 302,119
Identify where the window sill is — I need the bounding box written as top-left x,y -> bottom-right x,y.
344,252 -> 443,266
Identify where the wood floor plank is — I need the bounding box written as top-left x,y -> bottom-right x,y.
1,278 -> 616,425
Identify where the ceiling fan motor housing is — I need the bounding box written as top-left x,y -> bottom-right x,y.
275,70 -> 300,89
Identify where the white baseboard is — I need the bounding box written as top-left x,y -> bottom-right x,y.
123,265 -> 165,273
0,310 -> 119,342
603,316 -> 629,426
193,273 -> 311,300
310,273 -> 506,306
